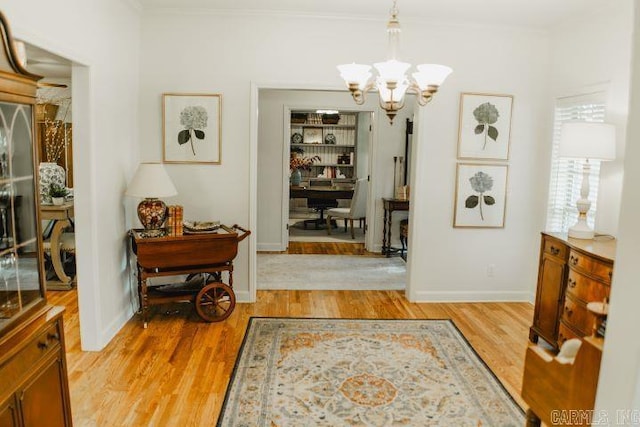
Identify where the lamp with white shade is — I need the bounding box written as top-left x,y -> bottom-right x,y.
559,122 -> 616,239
125,162 -> 177,235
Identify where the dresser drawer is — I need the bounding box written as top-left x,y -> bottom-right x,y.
568,249 -> 613,283
0,320 -> 62,395
562,296 -> 593,336
566,268 -> 610,304
558,321 -> 581,347
543,238 -> 568,259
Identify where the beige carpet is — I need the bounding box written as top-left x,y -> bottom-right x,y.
257,254 -> 405,290
218,318 -> 524,426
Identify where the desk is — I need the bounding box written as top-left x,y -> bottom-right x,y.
289,186 -> 354,201
290,186 -> 354,228
382,198 -> 409,257
129,225 -> 250,327
41,202 -> 75,290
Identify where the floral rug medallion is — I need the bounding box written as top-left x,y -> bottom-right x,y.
218,318 -> 523,426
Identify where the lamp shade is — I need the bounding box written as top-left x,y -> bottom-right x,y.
125,162 -> 177,198
559,122 -> 616,161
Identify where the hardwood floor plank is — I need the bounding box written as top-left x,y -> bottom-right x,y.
47,288 -> 533,425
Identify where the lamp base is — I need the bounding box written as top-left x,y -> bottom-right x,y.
568,218 -> 595,240
137,198 -> 168,231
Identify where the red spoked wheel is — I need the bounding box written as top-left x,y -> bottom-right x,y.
195,282 -> 236,322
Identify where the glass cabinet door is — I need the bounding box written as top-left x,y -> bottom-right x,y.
0,102 -> 43,324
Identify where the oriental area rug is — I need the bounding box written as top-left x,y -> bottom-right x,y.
217,318 -> 524,427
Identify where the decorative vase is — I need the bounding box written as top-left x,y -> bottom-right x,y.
290,169 -> 302,186
39,162 -> 66,204
52,197 -> 64,206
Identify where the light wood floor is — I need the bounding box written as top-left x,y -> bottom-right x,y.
48,286 -> 533,426
263,241 -> 372,255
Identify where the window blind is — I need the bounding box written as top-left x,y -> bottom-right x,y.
545,93 -> 606,232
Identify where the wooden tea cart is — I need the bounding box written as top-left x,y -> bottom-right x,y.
129,224 -> 250,327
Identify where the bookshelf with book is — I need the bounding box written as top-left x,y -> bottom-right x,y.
290,112 -> 358,183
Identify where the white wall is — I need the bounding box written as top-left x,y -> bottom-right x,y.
3,0 -> 142,350
140,10 -> 561,303
256,89 -> 410,253
407,27 -> 551,301
595,1 -> 640,413
548,1 -> 633,236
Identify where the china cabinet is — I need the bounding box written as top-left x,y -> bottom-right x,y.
0,11 -> 72,427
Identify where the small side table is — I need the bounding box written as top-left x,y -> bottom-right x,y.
41,202 -> 75,290
382,198 -> 409,257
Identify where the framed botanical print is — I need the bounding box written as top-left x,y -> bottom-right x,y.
457,93 -> 513,160
453,163 -> 508,228
163,93 -> 221,164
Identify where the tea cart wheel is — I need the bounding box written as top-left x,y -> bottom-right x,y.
195,282 -> 236,322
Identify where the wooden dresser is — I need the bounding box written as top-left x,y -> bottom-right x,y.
524,232 -> 614,426
530,232 -> 615,349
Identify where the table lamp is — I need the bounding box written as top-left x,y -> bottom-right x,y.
125,162 -> 177,234
559,122 -> 616,239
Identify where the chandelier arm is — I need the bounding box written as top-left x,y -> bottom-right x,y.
348,81 -> 375,105
409,82 -> 438,106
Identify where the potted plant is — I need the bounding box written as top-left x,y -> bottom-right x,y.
48,183 -> 68,205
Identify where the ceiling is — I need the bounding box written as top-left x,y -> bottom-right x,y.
21,0 -> 611,79
135,0 -> 609,30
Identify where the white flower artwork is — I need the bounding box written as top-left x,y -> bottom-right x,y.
457,93 -> 513,160
454,163 -> 508,228
163,94 -> 221,164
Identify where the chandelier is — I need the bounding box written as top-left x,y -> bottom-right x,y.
337,0 -> 452,124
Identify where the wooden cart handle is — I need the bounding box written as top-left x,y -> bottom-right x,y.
232,224 -> 251,242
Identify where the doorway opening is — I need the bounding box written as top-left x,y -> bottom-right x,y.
288,109 -> 372,247
255,87 -> 412,292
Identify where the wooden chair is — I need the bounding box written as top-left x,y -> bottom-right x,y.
326,178 -> 367,239
521,336 -> 603,426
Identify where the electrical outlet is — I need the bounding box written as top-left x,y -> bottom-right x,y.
487,264 -> 495,277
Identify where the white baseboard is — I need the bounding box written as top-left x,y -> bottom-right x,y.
93,307 -> 134,351
410,290 -> 533,303
235,290 -> 253,303
257,242 -> 285,252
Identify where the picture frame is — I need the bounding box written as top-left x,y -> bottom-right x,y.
303,127 -> 323,144
453,163 -> 508,228
457,93 -> 513,160
163,93 -> 221,164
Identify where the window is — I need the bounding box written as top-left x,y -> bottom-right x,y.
545,93 -> 606,232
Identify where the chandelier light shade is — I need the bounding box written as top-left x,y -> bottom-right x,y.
126,162 -> 178,233
559,121 -> 616,239
337,0 -> 452,124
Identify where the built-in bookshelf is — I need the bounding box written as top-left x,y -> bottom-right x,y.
290,112 -> 358,181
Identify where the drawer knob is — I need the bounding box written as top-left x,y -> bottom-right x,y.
37,341 -> 49,350
568,278 -> 577,288
570,255 -> 579,266
564,307 -> 573,316
47,332 -> 60,341
550,246 -> 560,256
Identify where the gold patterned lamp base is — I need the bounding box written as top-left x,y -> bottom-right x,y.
137,198 -> 168,233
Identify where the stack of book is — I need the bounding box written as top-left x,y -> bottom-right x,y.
165,205 -> 184,236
